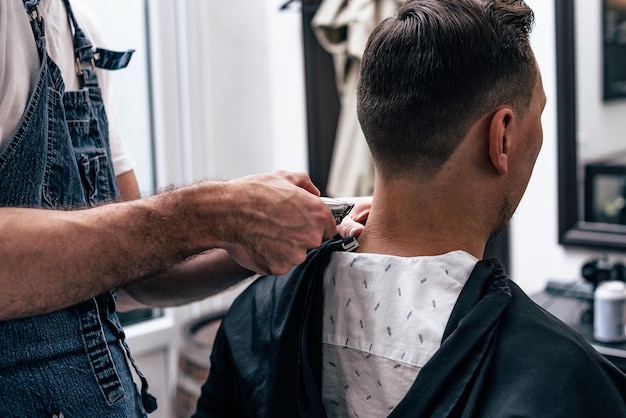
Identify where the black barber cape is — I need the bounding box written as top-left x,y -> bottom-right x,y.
193,238 -> 626,418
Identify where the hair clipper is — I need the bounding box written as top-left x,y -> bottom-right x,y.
321,197 -> 354,225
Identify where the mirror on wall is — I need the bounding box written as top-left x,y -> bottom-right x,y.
556,0 -> 626,251
603,0 -> 626,100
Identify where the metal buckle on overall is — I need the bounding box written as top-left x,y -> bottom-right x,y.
28,6 -> 41,22
28,5 -> 43,30
74,53 -> 98,76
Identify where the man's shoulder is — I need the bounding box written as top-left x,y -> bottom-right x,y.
506,281 -> 586,339
501,280 -> 624,378
450,269 -> 626,414
499,283 -> 626,413
464,261 -> 612,367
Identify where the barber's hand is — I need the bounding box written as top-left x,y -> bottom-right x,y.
337,196 -> 371,238
225,171 -> 337,276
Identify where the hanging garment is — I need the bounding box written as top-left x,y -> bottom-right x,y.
0,1 -> 155,416
312,0 -> 402,197
193,237 -> 626,417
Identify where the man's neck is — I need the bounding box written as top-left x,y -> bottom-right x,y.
355,181 -> 490,260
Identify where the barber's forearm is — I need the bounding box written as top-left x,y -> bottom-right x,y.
117,249 -> 254,310
0,170 -> 337,321
0,183 -> 233,321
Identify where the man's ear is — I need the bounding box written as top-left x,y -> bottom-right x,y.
488,108 -> 514,176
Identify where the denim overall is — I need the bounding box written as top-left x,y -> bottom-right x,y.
0,1 -> 156,416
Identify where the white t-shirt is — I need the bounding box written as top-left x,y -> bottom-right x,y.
0,0 -> 135,175
322,250 -> 478,418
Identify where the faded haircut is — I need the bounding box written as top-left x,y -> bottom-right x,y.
357,0 -> 536,178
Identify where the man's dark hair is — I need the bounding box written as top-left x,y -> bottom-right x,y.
357,0 -> 536,178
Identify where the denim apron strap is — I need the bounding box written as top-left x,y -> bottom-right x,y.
102,293 -> 159,413
61,0 -> 134,89
22,0 -> 40,14
22,0 -> 47,63
78,298 -> 126,406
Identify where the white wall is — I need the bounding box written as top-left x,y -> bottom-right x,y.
156,0 -> 308,184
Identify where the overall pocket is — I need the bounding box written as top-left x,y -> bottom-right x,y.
68,118 -> 117,206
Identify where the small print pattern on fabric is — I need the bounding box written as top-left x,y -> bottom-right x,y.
321,250 -> 477,418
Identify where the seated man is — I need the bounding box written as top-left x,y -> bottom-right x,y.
193,0 -> 626,416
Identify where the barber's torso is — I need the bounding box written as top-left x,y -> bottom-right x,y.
0,1 -> 150,416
